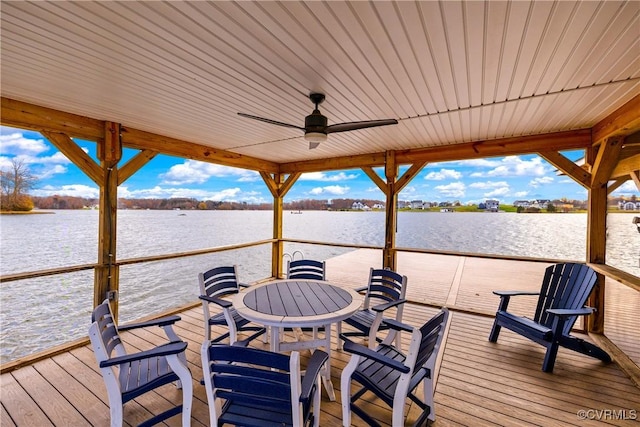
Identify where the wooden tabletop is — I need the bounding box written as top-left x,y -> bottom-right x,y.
233,279 -> 362,328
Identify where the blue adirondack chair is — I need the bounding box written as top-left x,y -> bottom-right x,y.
201,343 -> 329,427
286,259 -> 327,281
489,262 -> 611,372
341,308 -> 449,427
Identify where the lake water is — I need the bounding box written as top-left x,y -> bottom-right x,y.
1,210 -> 638,363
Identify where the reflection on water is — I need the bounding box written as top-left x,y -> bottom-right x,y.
0,210 -> 638,363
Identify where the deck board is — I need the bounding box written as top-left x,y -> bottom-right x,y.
2,253 -> 639,426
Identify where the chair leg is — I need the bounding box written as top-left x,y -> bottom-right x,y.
337,322 -> 343,350
542,341 -> 560,373
488,320 -> 501,342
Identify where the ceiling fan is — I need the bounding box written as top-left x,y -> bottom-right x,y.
238,93 -> 398,149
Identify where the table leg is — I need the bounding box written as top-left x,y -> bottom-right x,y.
321,323 -> 336,401
270,326 -> 279,353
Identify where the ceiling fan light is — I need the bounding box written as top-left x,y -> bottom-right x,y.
304,132 -> 327,144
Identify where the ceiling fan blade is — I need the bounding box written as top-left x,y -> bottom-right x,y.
326,119 -> 398,134
237,113 -> 304,131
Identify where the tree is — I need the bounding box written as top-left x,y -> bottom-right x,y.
0,159 -> 38,211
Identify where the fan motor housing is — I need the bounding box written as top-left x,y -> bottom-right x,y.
305,111 -> 328,133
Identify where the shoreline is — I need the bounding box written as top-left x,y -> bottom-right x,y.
0,211 -> 55,215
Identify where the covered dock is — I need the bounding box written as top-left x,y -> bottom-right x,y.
1,1 -> 639,425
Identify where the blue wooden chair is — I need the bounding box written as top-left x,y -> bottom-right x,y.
89,299 -> 193,427
341,308 -> 449,427
286,259 -> 326,281
488,262 -> 611,372
199,265 -> 266,345
337,268 -> 408,349
201,343 -> 329,427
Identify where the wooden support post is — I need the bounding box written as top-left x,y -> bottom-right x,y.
586,146 -> 607,334
96,122 -> 122,318
273,182 -> 284,279
261,172 -> 300,279
384,152 -> 398,270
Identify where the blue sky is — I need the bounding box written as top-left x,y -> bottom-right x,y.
1,125 -> 637,205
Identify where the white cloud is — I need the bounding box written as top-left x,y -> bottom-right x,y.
485,187 -> 510,197
424,168 -> 462,180
160,160 -> 259,185
38,164 -> 68,179
0,132 -> 49,155
454,158 -> 501,168
309,185 -> 350,195
469,180 -> 509,189
611,180 -> 639,196
434,182 -> 466,198
468,180 -> 510,197
31,184 -> 100,198
514,191 -> 529,197
117,185 -> 266,203
470,156 -> 548,178
529,176 -> 554,188
300,171 -> 359,181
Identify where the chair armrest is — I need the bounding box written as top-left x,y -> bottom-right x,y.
546,307 -> 595,317
238,282 -> 251,288
100,341 -> 188,368
342,340 -> 410,373
354,286 -> 368,294
199,294 -> 233,308
381,318 -> 414,333
492,290 -> 540,297
118,315 -> 181,332
372,299 -> 406,313
299,350 -> 329,403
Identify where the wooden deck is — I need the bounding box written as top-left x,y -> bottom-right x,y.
2,252 -> 640,426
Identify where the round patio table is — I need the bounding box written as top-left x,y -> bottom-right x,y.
233,279 -> 362,401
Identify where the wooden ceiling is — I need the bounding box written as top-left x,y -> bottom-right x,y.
1,1 -> 639,166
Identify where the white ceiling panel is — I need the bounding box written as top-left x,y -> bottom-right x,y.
1,1 -> 638,164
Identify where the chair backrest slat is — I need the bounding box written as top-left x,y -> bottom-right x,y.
363,268 -> 407,309
414,309 -> 449,370
200,265 -> 240,298
287,259 -> 326,281
534,263 -> 597,333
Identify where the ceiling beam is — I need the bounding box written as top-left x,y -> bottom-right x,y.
120,127 -> 279,173
610,153 -> 640,180
1,97 -> 280,173
592,94 -> 640,144
1,97 -> 103,141
280,129 -> 591,173
398,129 -> 591,164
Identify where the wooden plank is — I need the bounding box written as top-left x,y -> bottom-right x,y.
1,373 -> 53,426
1,403 -> 17,427
10,366 -> 87,425
31,358 -> 109,426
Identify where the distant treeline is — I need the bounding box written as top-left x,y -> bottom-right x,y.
31,195 -> 382,211
30,195 -> 634,211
